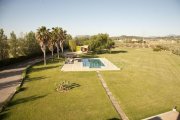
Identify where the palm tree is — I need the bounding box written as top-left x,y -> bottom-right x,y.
52,27 -> 60,58
36,26 -> 49,65
59,29 -> 67,53
51,27 -> 68,58
48,32 -> 55,59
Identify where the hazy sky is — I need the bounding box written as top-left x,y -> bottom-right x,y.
0,0 -> 180,37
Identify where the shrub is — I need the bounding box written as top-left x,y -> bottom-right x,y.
153,47 -> 161,51
56,81 -> 71,92
153,45 -> 169,51
172,48 -> 180,56
0,52 -> 42,68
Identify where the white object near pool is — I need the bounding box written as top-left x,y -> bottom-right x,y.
61,58 -> 120,71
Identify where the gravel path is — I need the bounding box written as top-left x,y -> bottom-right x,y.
0,57 -> 45,111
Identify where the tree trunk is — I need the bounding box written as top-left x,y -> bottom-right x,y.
55,42 -> 60,59
51,50 -> 54,58
40,44 -> 46,65
59,41 -> 64,53
43,49 -> 46,65
51,46 -> 54,59
109,48 -> 111,54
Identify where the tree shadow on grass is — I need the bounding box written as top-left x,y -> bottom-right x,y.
25,76 -> 48,82
35,58 -> 64,67
0,94 -> 47,120
0,110 -> 10,120
8,94 -> 47,107
107,118 -> 120,120
29,65 -> 59,73
16,87 -> 28,93
110,50 -> 128,54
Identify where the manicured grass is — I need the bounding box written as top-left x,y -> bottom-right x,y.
99,48 -> 180,120
0,58 -> 119,120
1,48 -> 180,120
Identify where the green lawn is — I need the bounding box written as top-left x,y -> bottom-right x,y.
99,48 -> 180,120
1,48 -> 180,120
0,59 -> 119,120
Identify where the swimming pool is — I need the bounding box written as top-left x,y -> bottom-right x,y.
82,58 -> 105,68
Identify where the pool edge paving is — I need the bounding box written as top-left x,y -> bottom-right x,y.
61,58 -> 120,71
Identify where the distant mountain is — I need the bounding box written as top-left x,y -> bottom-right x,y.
75,35 -> 90,38
111,35 -> 180,41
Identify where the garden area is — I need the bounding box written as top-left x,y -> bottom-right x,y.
99,48 -> 180,119
0,58 -> 119,120
1,1 -> 180,119
1,47 -> 180,120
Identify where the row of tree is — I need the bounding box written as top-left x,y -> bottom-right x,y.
0,26 -> 71,65
1,27 -> 115,66
0,29 -> 9,60
0,29 -> 41,60
35,26 -> 71,65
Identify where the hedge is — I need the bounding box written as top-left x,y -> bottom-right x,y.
0,52 -> 42,68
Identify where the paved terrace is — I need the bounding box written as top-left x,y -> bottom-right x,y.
143,110 -> 180,120
61,58 -> 120,71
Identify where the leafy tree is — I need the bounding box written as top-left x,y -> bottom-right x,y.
64,34 -> 72,49
9,31 -> 19,58
36,26 -> 49,65
89,34 -> 115,53
69,40 -> 76,52
0,29 -> 9,60
17,36 -> 26,56
74,36 -> 90,46
106,39 -> 115,53
25,31 -> 41,55
18,31 -> 40,56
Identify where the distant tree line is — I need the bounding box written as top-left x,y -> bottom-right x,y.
0,27 -> 115,66
0,29 -> 41,61
0,26 -> 71,66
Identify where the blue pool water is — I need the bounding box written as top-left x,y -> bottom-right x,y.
82,59 -> 105,68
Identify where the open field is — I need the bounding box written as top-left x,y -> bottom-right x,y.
99,48 -> 180,119
1,48 -> 180,120
0,59 -> 119,120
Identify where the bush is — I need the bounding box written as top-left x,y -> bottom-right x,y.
153,45 -> 169,52
0,52 -> 42,68
153,47 -> 161,51
56,81 -> 71,92
172,48 -> 180,56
